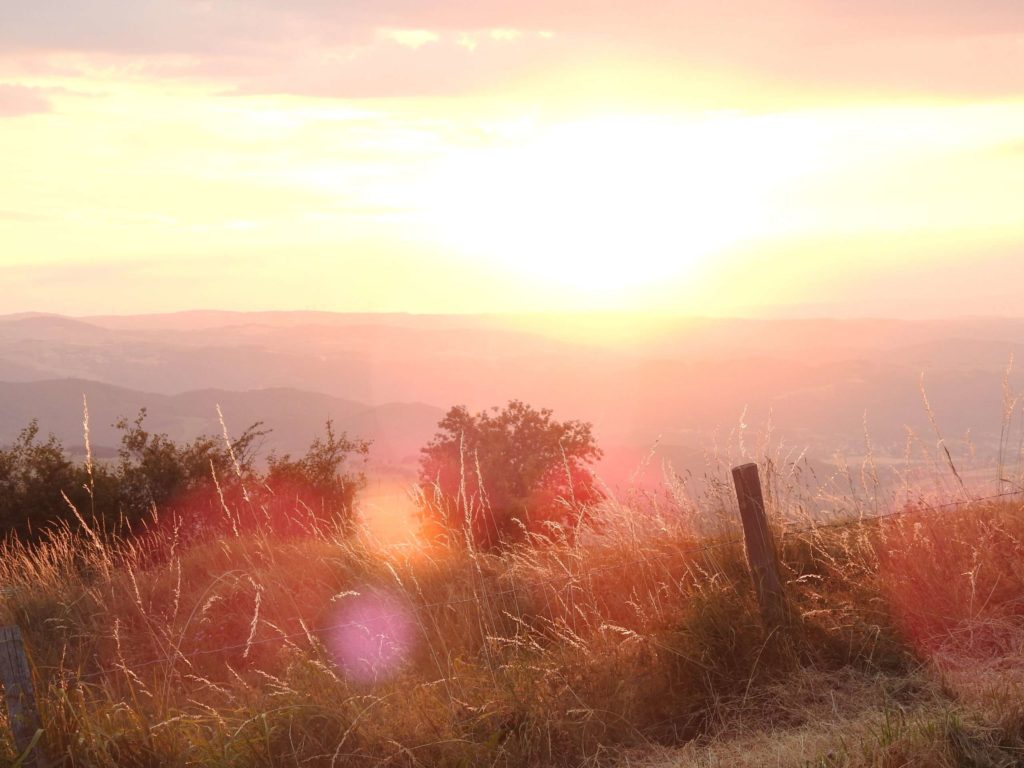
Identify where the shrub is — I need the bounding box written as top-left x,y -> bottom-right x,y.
266,418 -> 370,530
0,412 -> 370,542
0,420 -> 97,538
419,400 -> 603,548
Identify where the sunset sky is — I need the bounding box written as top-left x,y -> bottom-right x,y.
1,1 -> 1023,317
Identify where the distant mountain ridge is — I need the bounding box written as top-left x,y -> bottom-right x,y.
1,311 -> 1021,481
0,378 -> 443,469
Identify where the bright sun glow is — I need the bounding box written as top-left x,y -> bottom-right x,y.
421,115 -> 822,300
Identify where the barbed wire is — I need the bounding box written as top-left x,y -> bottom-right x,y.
20,487 -> 1024,685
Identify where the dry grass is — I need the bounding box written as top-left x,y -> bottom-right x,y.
1,465 -> 1024,767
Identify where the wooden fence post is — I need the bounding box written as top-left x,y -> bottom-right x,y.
731,463 -> 788,631
1,625 -> 42,768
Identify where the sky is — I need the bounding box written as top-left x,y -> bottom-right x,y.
1,1 -> 1023,317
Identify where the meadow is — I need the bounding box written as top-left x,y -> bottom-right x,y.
2,443 -> 1024,768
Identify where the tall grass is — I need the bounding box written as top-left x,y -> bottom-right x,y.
2,450 -> 1024,767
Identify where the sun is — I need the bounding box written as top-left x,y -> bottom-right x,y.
419,114 -> 799,303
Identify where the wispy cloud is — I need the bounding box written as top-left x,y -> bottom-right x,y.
3,1 -> 1024,100
0,83 -> 51,116
0,209 -> 54,222
379,29 -> 440,50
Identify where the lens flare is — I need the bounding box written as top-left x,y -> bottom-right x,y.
327,588 -> 416,683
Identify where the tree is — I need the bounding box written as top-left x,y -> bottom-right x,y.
419,400 -> 603,548
0,420 -> 123,538
115,408 -> 267,519
0,421 -> 78,538
0,411 -> 372,544
266,419 -> 370,528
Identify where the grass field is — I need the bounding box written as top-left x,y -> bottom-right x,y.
1,464 -> 1023,767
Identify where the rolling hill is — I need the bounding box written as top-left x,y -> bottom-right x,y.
1,311 -> 1022,489
0,378 -> 443,469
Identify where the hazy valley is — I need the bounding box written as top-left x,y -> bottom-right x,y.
2,311 -> 1022,494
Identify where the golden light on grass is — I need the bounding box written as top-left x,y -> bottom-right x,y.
4,454 -> 1024,765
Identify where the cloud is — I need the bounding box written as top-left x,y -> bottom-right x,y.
2,1 -> 1024,101
379,29 -> 440,50
0,209 -> 55,221
5,0 -> 1023,52
228,32 -> 564,100
0,1 -> 290,56
0,83 -> 51,116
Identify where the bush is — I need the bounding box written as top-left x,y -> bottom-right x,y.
419,400 -> 603,548
0,412 -> 370,541
0,420 -> 97,538
266,418 -> 370,529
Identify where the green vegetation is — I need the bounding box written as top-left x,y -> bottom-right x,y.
419,400 -> 603,548
0,412 -> 368,541
1,403 -> 1024,767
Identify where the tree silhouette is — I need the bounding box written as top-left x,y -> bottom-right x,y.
0,413 -> 370,542
419,400 -> 603,548
266,418 -> 370,528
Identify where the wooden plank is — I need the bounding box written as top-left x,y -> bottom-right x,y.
731,463 -> 788,631
1,625 -> 42,768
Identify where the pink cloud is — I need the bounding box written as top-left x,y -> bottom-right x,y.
228,32 -> 566,99
0,83 -> 51,116
2,1 -> 1024,100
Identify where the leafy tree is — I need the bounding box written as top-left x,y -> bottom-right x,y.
266,419 -> 370,526
419,400 -> 603,548
0,420 -> 122,538
0,411 -> 371,543
114,408 -> 266,516
0,421 -> 78,538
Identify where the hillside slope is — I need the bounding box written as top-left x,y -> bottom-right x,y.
0,378 -> 442,466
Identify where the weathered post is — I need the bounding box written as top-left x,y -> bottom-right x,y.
731,463 -> 788,631
1,625 -> 42,768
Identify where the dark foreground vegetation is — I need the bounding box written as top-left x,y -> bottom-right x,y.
1,400 -> 600,551
0,410 -> 369,542
2,471 -> 1023,766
